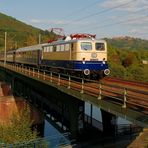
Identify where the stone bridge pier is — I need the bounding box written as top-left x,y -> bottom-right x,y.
0,82 -> 45,137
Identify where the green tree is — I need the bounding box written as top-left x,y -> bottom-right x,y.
122,53 -> 137,67
126,64 -> 147,81
26,35 -> 38,46
109,62 -> 126,78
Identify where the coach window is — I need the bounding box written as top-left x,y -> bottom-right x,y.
95,43 -> 105,51
47,46 -> 50,52
49,46 -> 53,52
61,44 -> 64,51
81,42 -> 92,51
44,47 -> 47,52
56,45 -> 60,51
53,45 -> 56,52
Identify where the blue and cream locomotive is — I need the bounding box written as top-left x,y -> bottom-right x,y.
2,34 -> 110,78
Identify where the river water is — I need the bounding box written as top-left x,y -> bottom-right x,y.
43,102 -> 131,138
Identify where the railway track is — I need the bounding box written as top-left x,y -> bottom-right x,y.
1,63 -> 148,115
101,77 -> 148,90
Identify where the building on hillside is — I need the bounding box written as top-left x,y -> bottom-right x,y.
142,60 -> 148,64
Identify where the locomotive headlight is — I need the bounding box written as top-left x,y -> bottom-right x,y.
82,58 -> 85,64
102,58 -> 106,64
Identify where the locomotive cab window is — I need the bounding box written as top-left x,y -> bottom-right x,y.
95,43 -> 105,51
81,42 -> 92,51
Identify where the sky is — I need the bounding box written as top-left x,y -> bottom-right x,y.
0,0 -> 148,39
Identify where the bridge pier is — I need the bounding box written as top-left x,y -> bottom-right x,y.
10,76 -> 85,139
1,82 -> 12,96
0,82 -> 45,137
101,109 -> 117,137
69,100 -> 84,139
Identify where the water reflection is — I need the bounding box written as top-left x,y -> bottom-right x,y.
85,102 -> 132,124
44,120 -> 60,137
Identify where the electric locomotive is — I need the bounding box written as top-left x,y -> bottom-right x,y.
42,34 -> 110,78
1,33 -> 110,79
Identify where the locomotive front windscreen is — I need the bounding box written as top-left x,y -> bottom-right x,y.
95,43 -> 105,51
81,42 -> 92,51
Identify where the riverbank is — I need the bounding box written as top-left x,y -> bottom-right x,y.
127,128 -> 148,148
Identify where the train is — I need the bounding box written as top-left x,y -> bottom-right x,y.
0,34 -> 110,79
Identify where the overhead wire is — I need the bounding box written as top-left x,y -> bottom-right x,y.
60,0 -> 100,20
60,0 -> 137,27
72,7 -> 148,32
95,15 -> 148,29
75,15 -> 148,35
53,0 -> 147,38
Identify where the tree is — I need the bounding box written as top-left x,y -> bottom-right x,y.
109,62 -> 126,78
26,35 -> 38,46
126,64 -> 148,81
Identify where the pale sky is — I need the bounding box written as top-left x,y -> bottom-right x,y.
0,0 -> 148,39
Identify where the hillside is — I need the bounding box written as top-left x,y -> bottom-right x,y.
105,36 -> 148,50
0,12 -> 147,51
0,12 -> 56,50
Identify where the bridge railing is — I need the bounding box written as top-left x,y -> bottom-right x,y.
116,124 -> 142,137
84,114 -> 142,137
1,63 -> 148,114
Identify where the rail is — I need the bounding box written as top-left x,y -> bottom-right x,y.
0,63 -> 148,115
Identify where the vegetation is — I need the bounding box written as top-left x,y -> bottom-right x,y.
0,12 -> 148,82
0,12 -> 57,51
0,107 -> 38,144
105,37 -> 148,51
0,106 -> 49,147
107,43 -> 148,82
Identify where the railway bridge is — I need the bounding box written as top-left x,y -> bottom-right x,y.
0,63 -> 147,139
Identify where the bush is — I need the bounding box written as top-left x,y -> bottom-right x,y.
126,64 -> 148,82
109,62 -> 126,78
0,107 -> 38,144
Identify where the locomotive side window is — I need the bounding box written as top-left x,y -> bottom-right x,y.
65,44 -> 70,51
81,42 -> 92,51
95,43 -> 105,51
